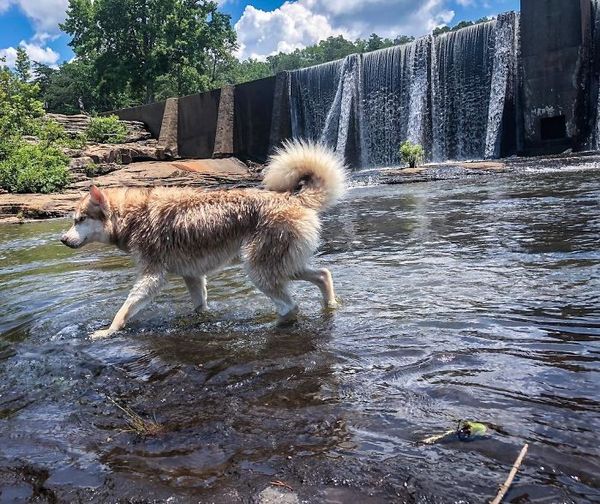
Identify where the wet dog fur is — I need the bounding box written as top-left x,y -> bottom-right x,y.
60,141 -> 347,339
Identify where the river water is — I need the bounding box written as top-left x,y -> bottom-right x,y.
1,167 -> 599,502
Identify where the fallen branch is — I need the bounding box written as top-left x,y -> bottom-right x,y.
270,480 -> 294,492
490,443 -> 529,504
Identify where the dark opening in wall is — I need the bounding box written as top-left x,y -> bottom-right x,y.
540,116 -> 567,141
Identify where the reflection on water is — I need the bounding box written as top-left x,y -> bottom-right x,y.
1,167 -> 599,502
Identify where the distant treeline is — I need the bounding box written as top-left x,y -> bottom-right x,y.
21,0 -> 491,114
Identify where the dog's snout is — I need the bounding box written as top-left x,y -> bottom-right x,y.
60,234 -> 68,244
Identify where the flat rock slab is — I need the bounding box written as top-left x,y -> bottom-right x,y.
371,160 -> 509,185
0,159 -> 260,223
75,159 -> 257,189
171,158 -> 251,176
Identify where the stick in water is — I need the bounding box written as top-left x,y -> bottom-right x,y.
490,443 -> 529,504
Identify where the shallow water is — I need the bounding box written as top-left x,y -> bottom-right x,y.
1,167 -> 599,502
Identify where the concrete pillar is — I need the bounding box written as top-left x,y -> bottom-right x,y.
157,97 -> 179,158
269,72 -> 293,152
213,85 -> 235,158
519,0 -> 592,154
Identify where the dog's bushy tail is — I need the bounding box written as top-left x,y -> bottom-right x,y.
263,140 -> 347,211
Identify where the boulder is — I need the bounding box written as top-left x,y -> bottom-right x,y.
83,140 -> 168,165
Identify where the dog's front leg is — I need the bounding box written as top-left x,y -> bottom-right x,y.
184,275 -> 208,312
90,272 -> 166,339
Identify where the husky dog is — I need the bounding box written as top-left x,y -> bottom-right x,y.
60,141 -> 347,339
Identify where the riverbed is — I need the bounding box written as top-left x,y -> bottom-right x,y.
1,166 -> 599,502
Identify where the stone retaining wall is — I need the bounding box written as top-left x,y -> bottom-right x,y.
112,76 -> 282,163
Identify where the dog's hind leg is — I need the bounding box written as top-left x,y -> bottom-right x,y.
256,280 -> 298,322
294,268 -> 337,309
246,266 -> 298,321
91,272 -> 166,339
184,275 -> 208,312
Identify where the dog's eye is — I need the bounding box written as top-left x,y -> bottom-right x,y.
75,216 -> 86,224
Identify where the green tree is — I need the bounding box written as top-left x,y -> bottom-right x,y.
393,35 -> 415,45
32,62 -> 57,98
0,59 -> 71,193
61,0 -> 237,104
433,17 -> 490,36
365,33 -> 385,52
0,57 -> 44,140
34,59 -> 122,114
15,47 -> 31,82
220,57 -> 271,86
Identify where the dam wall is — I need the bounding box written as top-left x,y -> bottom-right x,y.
112,0 -> 597,168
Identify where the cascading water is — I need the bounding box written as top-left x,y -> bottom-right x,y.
320,54 -> 362,159
290,56 -> 363,164
433,13 -> 518,161
290,60 -> 343,147
361,36 -> 431,167
486,13 -> 519,159
289,12 -> 519,168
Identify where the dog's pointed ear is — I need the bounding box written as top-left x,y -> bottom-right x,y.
89,185 -> 107,210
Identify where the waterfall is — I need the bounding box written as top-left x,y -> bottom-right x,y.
432,13 -> 518,161
361,37 -> 431,167
485,13 -> 519,159
289,13 -> 519,168
290,60 -> 342,146
431,22 -> 495,160
320,54 -> 362,159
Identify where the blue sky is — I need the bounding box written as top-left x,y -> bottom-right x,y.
0,0 -> 520,66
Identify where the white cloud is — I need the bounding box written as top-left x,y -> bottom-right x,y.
235,3 -> 345,60
0,0 -> 12,13
19,0 -> 69,35
0,0 -> 69,38
235,0 -> 455,60
0,47 -> 18,66
0,40 -> 60,67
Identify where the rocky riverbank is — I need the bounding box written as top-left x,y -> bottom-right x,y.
0,114 -> 261,223
0,158 -> 260,223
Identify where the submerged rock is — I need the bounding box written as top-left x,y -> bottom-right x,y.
258,487 -> 299,504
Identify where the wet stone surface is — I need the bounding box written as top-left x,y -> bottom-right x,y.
0,164 -> 599,502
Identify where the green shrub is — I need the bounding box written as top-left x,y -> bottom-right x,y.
59,132 -> 88,150
85,115 -> 128,143
0,142 -> 71,193
35,118 -> 68,146
399,141 -> 425,168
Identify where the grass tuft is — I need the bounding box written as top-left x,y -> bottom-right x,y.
105,395 -> 164,437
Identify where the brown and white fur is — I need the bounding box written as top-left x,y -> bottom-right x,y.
60,140 -> 347,339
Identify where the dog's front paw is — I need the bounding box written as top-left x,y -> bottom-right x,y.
90,328 -> 116,340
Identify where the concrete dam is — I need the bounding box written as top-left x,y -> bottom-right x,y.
114,0 -> 600,168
